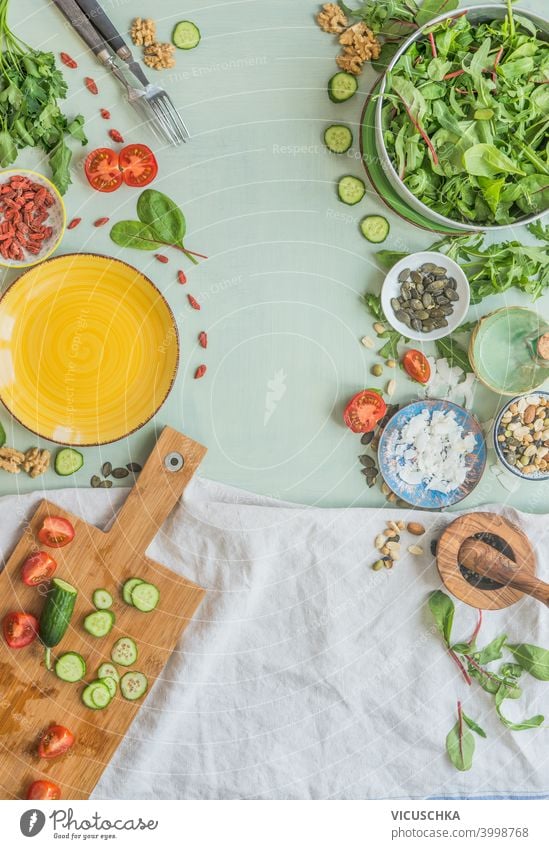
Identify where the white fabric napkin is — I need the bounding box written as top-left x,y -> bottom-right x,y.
1,480 -> 548,800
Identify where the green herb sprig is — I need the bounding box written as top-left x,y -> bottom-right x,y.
110,189 -> 207,265
0,0 -> 87,193
429,590 -> 549,771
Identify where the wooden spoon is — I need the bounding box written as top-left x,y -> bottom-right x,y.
459,538 -> 549,606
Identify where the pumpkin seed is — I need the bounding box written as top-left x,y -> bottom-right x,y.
101,462 -> 112,477
98,479 -> 113,488
359,455 -> 376,468
91,475 -> 101,488
127,462 -> 142,473
361,431 -> 374,446
112,467 -> 130,479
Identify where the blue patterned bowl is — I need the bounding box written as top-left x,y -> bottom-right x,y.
378,399 -> 486,509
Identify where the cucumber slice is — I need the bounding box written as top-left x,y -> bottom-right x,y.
100,675 -> 117,699
111,636 -> 138,667
84,610 -> 115,638
54,447 -> 84,476
82,680 -> 111,710
122,577 -> 144,606
172,20 -> 201,50
328,72 -> 358,103
120,671 -> 148,701
55,651 -> 86,683
338,175 -> 366,206
97,662 -> 120,684
131,582 -> 160,613
324,125 -> 353,154
360,215 -> 390,243
93,589 -> 113,610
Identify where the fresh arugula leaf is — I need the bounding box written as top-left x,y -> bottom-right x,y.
473,635 -> 507,666
67,115 -> 88,145
0,130 -> 17,167
434,336 -> 472,372
527,220 -> 549,243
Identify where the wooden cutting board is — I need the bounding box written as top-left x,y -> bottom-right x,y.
0,427 -> 206,800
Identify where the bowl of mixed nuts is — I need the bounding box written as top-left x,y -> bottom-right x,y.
494,392 -> 549,481
381,251 -> 470,342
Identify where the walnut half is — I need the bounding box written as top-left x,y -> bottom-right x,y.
22,448 -> 51,479
316,3 -> 348,34
144,42 -> 176,70
130,17 -> 157,48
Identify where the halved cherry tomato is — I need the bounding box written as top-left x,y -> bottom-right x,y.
343,389 -> 387,433
402,349 -> 431,384
27,779 -> 62,800
21,551 -> 57,586
84,147 -> 123,193
37,516 -> 75,548
38,725 -> 75,760
118,144 -> 158,187
84,144 -> 158,192
3,612 -> 38,648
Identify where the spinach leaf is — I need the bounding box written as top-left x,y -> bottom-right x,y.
463,144 -> 525,178
510,644 -> 549,681
428,590 -> 454,646
415,0 -> 458,28
137,189 -> 186,245
110,221 -> 163,251
446,716 -> 475,771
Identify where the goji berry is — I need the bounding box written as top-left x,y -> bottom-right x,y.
194,365 -> 207,380
100,108 -> 111,120
67,218 -> 81,230
177,270 -> 187,285
109,129 -> 124,143
60,52 -> 78,69
155,254 -> 168,263
187,294 -> 201,310
94,217 -> 110,227
85,76 -> 99,95
198,331 -> 207,349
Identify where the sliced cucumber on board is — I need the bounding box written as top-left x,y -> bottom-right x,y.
82,680 -> 112,710
98,662 -> 120,684
100,675 -> 117,699
120,672 -> 148,701
93,588 -> 113,610
55,651 -> 86,683
122,577 -> 144,606
84,610 -> 115,638
111,636 -> 138,667
131,582 -> 160,613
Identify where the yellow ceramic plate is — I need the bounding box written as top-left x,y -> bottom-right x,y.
0,254 -> 179,445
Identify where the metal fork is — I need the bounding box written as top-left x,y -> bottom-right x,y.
51,0 -> 189,145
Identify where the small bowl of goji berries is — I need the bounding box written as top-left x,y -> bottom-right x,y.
0,170 -> 66,268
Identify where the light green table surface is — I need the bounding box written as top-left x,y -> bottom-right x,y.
1,0 -> 547,511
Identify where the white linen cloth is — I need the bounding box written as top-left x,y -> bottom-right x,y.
1,479 -> 548,800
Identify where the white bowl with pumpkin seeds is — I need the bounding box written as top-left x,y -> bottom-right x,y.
381,251 -> 470,342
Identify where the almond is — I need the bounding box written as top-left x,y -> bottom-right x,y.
523,404 -> 537,424
408,544 -> 424,556
407,522 -> 425,536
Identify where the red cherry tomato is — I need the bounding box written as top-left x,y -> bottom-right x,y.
21,551 -> 57,586
118,144 -> 158,187
84,145 -> 158,191
3,612 -> 38,648
27,780 -> 62,800
37,516 -> 75,548
37,725 -> 75,760
84,147 -> 123,192
343,390 -> 387,433
402,349 -> 431,384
